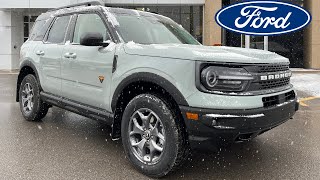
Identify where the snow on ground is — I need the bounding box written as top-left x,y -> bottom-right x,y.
291,73 -> 320,96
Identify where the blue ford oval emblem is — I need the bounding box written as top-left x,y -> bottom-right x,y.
215,1 -> 311,36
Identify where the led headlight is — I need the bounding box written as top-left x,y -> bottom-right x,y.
200,66 -> 253,92
204,70 -> 217,88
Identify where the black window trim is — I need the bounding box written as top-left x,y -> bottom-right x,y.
43,15 -> 73,45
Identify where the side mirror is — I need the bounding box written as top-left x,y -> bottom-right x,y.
80,32 -> 110,47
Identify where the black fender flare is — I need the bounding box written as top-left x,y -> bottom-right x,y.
111,72 -> 189,112
16,60 -> 42,102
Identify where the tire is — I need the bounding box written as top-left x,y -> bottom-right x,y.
19,74 -> 49,121
121,94 -> 189,178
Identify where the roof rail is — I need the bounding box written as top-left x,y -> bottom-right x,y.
48,1 -> 103,12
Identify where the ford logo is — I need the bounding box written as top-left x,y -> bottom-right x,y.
215,1 -> 311,36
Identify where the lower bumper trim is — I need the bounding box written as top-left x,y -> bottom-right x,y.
180,99 -> 298,149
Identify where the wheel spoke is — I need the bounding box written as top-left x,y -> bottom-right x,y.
132,138 -> 147,151
148,144 -> 155,162
22,97 -> 28,105
151,118 -> 159,131
130,118 -> 144,136
151,139 -> 163,152
30,101 -> 34,109
27,84 -> 31,94
24,85 -> 29,94
28,84 -> 32,92
137,111 -> 152,129
157,132 -> 165,141
151,126 -> 165,141
136,111 -> 145,120
27,100 -> 32,111
23,105 -> 28,111
144,112 -> 154,129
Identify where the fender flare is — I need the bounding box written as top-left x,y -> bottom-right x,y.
111,72 -> 189,111
16,60 -> 41,102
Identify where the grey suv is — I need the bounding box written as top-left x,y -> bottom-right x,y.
17,1 -> 299,177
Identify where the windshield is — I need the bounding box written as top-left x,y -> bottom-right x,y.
112,13 -> 200,45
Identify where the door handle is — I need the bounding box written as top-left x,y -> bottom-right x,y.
36,50 -> 45,56
64,52 -> 77,59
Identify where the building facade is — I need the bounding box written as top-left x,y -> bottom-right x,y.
0,0 -> 318,70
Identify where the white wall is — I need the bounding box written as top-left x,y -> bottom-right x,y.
0,10 -> 12,70
0,10 -> 26,70
11,11 -> 24,69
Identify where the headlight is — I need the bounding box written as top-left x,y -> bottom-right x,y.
200,66 -> 253,92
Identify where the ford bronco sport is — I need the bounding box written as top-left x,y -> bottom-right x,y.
17,1 -> 299,178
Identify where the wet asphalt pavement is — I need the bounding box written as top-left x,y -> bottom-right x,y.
0,74 -> 319,180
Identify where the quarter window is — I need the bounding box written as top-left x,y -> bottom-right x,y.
73,14 -> 110,44
46,16 -> 71,44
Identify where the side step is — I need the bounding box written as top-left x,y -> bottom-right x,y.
40,92 -> 113,125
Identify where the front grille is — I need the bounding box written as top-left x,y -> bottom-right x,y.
258,64 -> 289,73
262,90 -> 295,108
244,63 -> 291,92
259,78 -> 290,90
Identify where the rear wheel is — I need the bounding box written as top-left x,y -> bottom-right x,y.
121,94 -> 189,178
19,74 -> 49,121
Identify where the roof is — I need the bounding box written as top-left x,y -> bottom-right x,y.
36,4 -> 169,23
36,5 -> 103,21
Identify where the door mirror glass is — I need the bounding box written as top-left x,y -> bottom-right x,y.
80,32 -> 103,46
80,32 -> 110,47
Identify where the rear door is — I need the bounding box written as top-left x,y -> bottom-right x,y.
61,13 -> 115,109
38,15 -> 72,96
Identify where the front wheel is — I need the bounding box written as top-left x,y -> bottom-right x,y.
19,74 -> 49,121
121,94 -> 189,178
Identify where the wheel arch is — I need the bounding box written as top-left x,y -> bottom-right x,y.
110,72 -> 189,139
16,60 -> 41,102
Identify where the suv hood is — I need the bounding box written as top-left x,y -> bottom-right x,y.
123,43 -> 289,64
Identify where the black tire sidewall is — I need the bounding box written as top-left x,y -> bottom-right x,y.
19,74 -> 42,121
121,94 -> 181,177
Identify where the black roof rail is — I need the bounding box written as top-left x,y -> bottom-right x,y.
48,1 -> 103,12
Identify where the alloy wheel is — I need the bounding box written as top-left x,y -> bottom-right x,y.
128,108 -> 166,164
21,83 -> 34,114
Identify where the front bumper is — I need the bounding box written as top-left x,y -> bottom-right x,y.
180,98 -> 299,150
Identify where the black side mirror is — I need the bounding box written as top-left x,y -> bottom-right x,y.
80,32 -> 110,47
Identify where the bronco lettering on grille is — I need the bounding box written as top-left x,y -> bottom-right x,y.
260,72 -> 291,81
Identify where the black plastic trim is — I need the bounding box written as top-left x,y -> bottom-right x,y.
179,99 -> 298,149
111,72 -> 189,111
40,92 -> 114,124
112,55 -> 118,73
16,60 -> 41,102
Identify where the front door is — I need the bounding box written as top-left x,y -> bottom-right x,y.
61,13 -> 115,110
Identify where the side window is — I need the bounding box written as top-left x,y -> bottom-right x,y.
30,18 -> 53,41
29,20 -> 45,41
73,14 -> 110,44
46,16 -> 71,44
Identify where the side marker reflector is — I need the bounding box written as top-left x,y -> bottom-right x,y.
186,112 -> 199,121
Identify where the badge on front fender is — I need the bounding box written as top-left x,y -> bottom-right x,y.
215,1 -> 311,36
